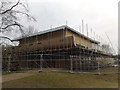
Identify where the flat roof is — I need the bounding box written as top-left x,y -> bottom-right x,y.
12,25 -> 99,44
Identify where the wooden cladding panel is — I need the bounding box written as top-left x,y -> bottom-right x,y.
19,30 -> 64,45
65,30 -> 92,49
7,36 -> 74,53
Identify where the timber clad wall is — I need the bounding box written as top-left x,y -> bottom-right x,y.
19,30 -> 64,45
65,29 -> 92,49
6,29 -> 75,53
6,27 -> 97,54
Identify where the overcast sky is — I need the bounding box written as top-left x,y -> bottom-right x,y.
26,0 -> 118,54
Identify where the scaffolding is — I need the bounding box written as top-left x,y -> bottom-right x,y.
2,25 -> 118,74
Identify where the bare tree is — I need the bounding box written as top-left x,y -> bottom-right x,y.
0,0 -> 36,37
26,25 -> 37,35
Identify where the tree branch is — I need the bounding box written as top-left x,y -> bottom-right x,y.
0,0 -> 20,14
0,22 -> 26,36
1,23 -> 22,30
0,36 -> 12,42
13,10 -> 36,21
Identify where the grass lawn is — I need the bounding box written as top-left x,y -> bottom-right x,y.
2,67 -> 118,88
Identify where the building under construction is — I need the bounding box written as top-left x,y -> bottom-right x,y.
2,25 -> 115,72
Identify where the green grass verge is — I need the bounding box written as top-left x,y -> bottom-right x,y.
2,71 -> 118,88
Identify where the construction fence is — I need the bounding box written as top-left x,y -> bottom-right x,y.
2,47 -> 118,74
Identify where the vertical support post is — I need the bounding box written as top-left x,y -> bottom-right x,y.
79,56 -> 81,72
97,57 -> 100,74
66,20 -> 68,26
39,54 -> 43,72
86,24 -> 88,37
82,20 -> 84,35
8,55 -> 11,72
91,28 -> 92,39
70,55 -> 73,73
79,25 -> 81,33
